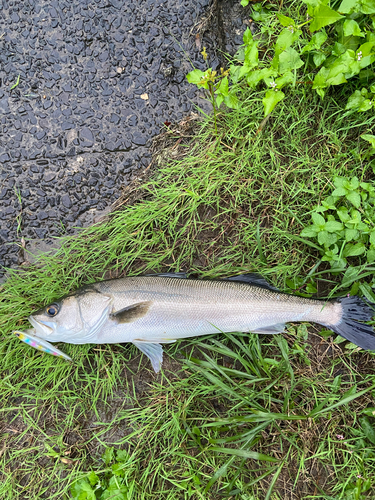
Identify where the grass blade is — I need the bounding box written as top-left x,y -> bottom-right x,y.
210,446 -> 278,462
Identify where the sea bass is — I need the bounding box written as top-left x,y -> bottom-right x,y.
16,273 -> 375,372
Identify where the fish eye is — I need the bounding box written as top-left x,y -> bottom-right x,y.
46,304 -> 59,317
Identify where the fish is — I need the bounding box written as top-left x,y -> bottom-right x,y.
14,273 -> 375,372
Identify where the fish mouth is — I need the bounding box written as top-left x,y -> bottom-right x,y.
28,315 -> 54,337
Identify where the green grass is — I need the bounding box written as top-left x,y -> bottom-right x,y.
1,86 -> 375,499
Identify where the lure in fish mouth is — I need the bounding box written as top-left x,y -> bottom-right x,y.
14,273 -> 375,372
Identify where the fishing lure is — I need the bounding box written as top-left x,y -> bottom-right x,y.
13,329 -> 72,361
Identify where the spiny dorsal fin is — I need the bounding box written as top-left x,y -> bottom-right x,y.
224,273 -> 279,291
144,272 -> 188,279
110,301 -> 152,324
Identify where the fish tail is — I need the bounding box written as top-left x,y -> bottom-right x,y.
328,296 -> 375,350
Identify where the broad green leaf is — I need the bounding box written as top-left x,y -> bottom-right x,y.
318,230 -> 338,246
275,71 -> 294,88
361,133 -> 375,147
332,42 -> 346,57
241,0 -> 250,5
334,177 -> 345,188
346,89 -> 372,110
327,71 -> 347,85
361,417 -> 375,445
317,231 -> 330,247
348,174 -> 360,186
322,195 -> 339,209
313,52 -> 327,66
357,221 -> 369,231
324,220 -> 343,232
339,0 -> 359,13
235,64 -> 254,81
357,54 -> 375,73
309,5 -> 344,32
216,94 -> 224,108
247,68 -> 277,88
345,228 -> 359,241
211,446 -> 278,462
186,69 -> 208,88
343,242 -> 366,257
116,450 -> 130,463
262,89 -> 285,116
337,207 -> 350,222
301,31 -> 328,53
223,92 -> 239,109
370,231 -> 375,246
326,51 -> 353,84
312,212 -> 326,227
275,29 -> 302,53
332,186 -> 348,196
359,0 -> 375,14
277,13 -> 295,27
313,67 -> 329,89
362,407 -> 375,416
87,472 -> 100,486
243,26 -> 253,45
278,47 -> 304,73
349,209 -> 363,223
244,42 -> 259,69
102,489 -> 127,500
103,446 -> 115,465
301,0 -> 322,7
346,190 -> 361,207
229,64 -> 243,83
343,19 -> 364,37
300,226 -> 318,237
216,76 -> 229,96
305,283 -> 318,294
358,41 -> 375,57
106,475 -> 127,493
70,480 -> 96,500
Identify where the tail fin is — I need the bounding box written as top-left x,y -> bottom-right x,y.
329,296 -> 375,350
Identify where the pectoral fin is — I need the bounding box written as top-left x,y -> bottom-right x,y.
250,323 -> 286,334
110,301 -> 152,324
133,340 -> 163,373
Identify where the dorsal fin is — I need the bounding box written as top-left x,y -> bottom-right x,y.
144,272 -> 188,279
224,273 -> 279,291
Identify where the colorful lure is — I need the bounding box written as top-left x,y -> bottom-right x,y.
13,329 -> 72,361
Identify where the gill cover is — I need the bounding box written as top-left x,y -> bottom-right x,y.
29,290 -> 112,343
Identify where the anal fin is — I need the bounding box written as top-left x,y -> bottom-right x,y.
133,340 -> 163,373
250,323 -> 286,335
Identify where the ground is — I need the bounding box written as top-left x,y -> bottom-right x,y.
2,88 -> 375,498
2,1 -> 375,499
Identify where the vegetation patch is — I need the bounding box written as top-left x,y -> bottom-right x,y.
2,1 -> 375,498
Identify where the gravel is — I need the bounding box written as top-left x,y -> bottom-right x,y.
0,0 -> 253,276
